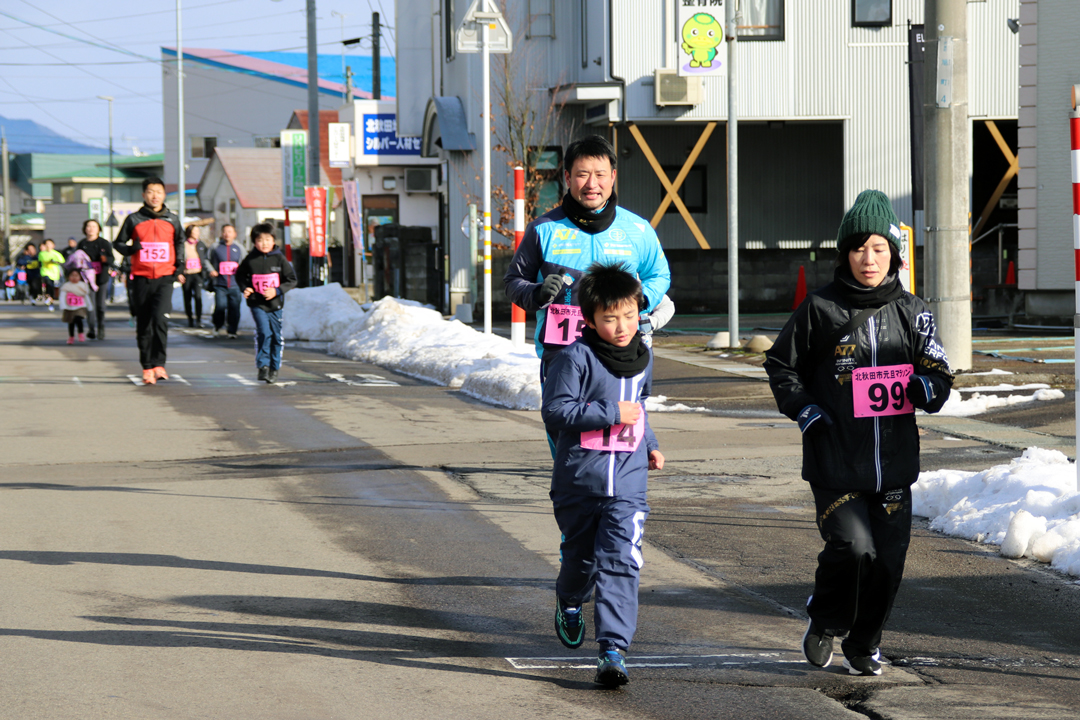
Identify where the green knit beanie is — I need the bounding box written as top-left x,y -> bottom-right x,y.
836,190 -> 902,254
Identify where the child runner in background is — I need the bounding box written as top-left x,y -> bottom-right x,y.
541,262 -> 664,688
236,223 -> 297,384
59,268 -> 92,344
38,239 -> 66,311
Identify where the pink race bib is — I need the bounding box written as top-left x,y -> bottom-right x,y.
138,242 -> 170,263
66,294 -> 85,308
252,273 -> 280,294
852,364 -> 915,418
5,279 -> 13,287
219,261 -> 238,276
185,258 -> 201,271
581,412 -> 645,453
543,304 -> 586,346
91,261 -> 102,274
17,271 -> 26,281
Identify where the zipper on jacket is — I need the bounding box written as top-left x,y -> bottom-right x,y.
868,315 -> 883,492
608,377 -> 624,497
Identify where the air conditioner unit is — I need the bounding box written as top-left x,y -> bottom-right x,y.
654,69 -> 702,106
404,168 -> 438,193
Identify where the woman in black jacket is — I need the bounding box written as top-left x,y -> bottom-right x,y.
181,224 -> 211,327
764,190 -> 953,676
76,219 -> 113,339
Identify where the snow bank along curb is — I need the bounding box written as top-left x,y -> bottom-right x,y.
914,448 -> 1080,579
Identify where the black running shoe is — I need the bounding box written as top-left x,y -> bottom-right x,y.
595,649 -> 629,687
802,619 -> 835,667
843,649 -> 882,676
267,369 -> 278,384
257,367 -> 269,382
554,600 -> 585,649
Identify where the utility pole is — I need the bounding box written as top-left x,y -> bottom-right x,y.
1,130 -> 9,264
345,66 -> 354,103
176,1 -> 186,220
726,0 -> 739,348
306,0 -> 321,288
923,0 -> 972,370
373,12 -> 381,100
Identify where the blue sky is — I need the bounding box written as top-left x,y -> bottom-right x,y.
0,0 -> 397,156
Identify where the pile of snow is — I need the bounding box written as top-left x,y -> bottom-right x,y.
932,388 -> 1065,417
966,368 -> 1014,376
914,448 -> 1080,577
329,296 -> 542,410
646,395 -> 708,413
237,283 -> 365,341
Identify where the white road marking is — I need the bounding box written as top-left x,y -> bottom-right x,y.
268,381 -> 297,387
356,373 -> 399,386
72,377 -> 82,387
227,373 -> 260,387
171,374 -> 191,385
326,373 -> 399,387
127,374 -> 146,386
505,653 -> 806,670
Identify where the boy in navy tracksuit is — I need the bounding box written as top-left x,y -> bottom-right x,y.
541,262 -> 665,687
236,223 -> 297,384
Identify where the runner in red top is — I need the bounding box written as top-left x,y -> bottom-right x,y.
112,177 -> 185,385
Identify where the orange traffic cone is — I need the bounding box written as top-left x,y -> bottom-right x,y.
1005,260 -> 1016,285
792,265 -> 807,310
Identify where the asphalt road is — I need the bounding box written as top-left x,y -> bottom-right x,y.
3,302 -> 1079,719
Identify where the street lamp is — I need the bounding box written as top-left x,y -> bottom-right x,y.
97,95 -> 114,237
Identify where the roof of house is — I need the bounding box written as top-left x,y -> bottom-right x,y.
94,153 -> 165,170
161,48 -> 393,100
288,109 -> 342,188
207,148 -> 283,209
30,165 -> 154,183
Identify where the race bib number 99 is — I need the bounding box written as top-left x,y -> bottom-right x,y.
543,304 -> 586,346
138,242 -> 171,263
252,273 -> 280,294
852,364 -> 914,418
581,413 -> 645,453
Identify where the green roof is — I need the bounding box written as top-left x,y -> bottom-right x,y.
94,153 -> 165,170
31,165 -> 152,183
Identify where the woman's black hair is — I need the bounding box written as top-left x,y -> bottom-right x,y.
81,218 -> 101,235
578,262 -> 644,322
837,232 -> 902,275
184,223 -> 199,239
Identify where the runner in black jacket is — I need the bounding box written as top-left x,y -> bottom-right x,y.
76,218 -> 113,339
763,190 -> 953,677
236,223 -> 297,383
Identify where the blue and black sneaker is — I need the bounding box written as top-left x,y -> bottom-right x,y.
595,648 -> 629,687
554,600 -> 585,649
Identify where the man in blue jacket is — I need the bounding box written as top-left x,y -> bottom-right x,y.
208,224 -> 244,338
505,135 -> 671,450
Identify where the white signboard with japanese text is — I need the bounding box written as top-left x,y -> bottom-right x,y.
351,100 -> 429,166
328,122 -> 351,169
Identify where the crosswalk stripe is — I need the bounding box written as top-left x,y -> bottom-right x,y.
227,373 -> 260,387
327,373 -> 400,387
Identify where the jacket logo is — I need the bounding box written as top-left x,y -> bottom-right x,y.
553,227 -> 578,241
834,344 -> 856,357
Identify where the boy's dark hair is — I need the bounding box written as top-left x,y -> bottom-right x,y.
142,176 -> 165,191
563,135 -> 617,175
578,262 -> 644,321
250,222 -> 276,244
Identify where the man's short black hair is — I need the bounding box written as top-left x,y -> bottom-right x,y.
578,262 -> 644,322
250,222 -> 276,244
563,135 -> 617,175
142,176 -> 165,192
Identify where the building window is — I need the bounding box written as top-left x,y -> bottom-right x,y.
59,185 -> 76,204
853,0 -> 891,27
22,198 -> 36,211
191,136 -> 217,159
527,0 -> 555,38
254,136 -> 281,148
739,0 -> 784,41
660,165 -> 707,214
530,146 -> 562,214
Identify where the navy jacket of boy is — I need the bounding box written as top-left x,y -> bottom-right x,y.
236,248 -> 297,312
541,338 -> 658,498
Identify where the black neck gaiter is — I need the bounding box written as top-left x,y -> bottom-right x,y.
561,192 -> 618,234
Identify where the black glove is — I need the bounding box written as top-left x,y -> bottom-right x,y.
535,273 -> 564,306
796,404 -> 833,434
906,375 -> 937,409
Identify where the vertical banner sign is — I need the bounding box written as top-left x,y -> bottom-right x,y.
305,186 -> 328,258
908,25 -> 925,212
88,198 -> 104,223
899,223 -> 916,293
936,36 -> 954,108
676,0 -> 725,78
342,180 -> 364,252
328,122 -> 351,169
281,130 -> 307,207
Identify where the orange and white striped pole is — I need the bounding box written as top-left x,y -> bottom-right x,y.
283,208 -> 293,262
1070,86 -> 1080,480
512,166 -> 526,347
